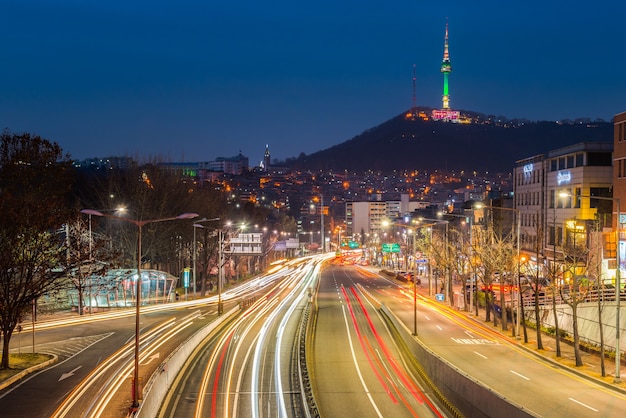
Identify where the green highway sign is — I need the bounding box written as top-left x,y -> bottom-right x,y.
382,243 -> 401,253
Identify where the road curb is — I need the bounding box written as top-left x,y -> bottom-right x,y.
0,353 -> 58,391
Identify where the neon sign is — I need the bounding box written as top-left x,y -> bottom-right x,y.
523,164 -> 533,177
557,171 -> 571,185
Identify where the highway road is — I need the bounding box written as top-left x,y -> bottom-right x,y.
0,299 -> 231,418
313,263 -> 448,418
158,255 -> 330,418
5,257 -> 625,417
350,264 -> 626,417
0,260 -> 303,418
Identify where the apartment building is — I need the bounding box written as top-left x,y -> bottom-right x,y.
514,142 -> 613,265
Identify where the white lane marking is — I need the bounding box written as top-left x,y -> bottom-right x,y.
510,370 -> 530,381
436,325 -> 443,331
341,305 -> 384,417
465,330 -> 476,338
424,315 -> 431,321
568,397 -> 598,412
474,351 -> 488,359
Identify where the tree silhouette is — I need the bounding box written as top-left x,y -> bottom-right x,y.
0,131 -> 74,369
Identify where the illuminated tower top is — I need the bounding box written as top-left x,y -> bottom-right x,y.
441,22 -> 451,73
440,21 -> 452,109
263,144 -> 270,172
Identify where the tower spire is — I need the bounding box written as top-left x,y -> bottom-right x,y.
263,144 -> 270,172
411,64 -> 417,120
440,19 -> 452,109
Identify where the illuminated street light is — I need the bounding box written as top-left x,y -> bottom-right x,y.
438,211 -> 474,313
84,206 -> 126,314
192,218 -> 220,299
80,209 -> 198,412
474,203 -> 521,338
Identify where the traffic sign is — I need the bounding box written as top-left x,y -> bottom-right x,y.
415,258 -> 428,263
382,243 -> 401,253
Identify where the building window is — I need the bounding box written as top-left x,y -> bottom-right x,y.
576,153 -> 584,167
562,188 -> 572,208
567,155 -> 574,168
551,159 -> 557,171
574,188 -> 581,208
587,152 -> 612,166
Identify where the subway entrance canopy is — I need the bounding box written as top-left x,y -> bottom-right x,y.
67,269 -> 179,311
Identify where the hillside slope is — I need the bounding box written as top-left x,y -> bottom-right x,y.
291,112 -> 613,173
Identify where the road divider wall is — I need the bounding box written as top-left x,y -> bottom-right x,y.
136,306 -> 240,417
380,305 -> 540,418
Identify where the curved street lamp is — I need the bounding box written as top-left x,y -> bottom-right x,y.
192,218 -> 220,299
80,209 -> 198,412
474,203 -> 521,337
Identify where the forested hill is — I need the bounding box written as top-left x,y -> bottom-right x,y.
289,111 -> 613,173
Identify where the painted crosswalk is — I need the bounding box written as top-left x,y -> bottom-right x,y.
11,333 -> 114,361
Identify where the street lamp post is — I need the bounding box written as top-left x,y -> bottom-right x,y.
218,228 -> 224,315
193,218 -> 220,299
439,211 -> 474,313
475,203 -> 521,336
386,219 -> 442,335
80,209 -> 198,412
418,217 -> 450,302
85,207 -> 126,314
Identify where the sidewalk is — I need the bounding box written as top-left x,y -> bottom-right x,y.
411,276 -> 626,394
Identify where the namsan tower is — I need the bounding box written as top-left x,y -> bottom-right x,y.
431,20 -> 460,122
440,21 -> 452,109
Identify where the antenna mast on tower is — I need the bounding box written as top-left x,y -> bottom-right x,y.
440,18 -> 452,109
411,64 -> 417,120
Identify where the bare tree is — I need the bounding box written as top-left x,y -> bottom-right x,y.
560,224 -> 591,367
474,224 -> 514,327
63,217 -> 120,315
0,131 -> 74,368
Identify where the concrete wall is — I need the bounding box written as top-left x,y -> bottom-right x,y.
525,301 -> 626,351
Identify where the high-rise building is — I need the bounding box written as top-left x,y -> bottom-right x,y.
613,111 -> 626,272
263,144 -> 271,172
514,141 -> 613,278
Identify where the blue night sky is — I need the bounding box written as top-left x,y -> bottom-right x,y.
1,1 -> 626,164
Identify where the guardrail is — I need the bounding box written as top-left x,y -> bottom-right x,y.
521,288 -> 626,307
296,300 -> 319,418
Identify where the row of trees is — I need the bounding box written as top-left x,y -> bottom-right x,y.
413,209 -> 614,374
0,130 -> 294,369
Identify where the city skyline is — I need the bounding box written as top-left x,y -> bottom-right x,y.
2,1 -> 626,163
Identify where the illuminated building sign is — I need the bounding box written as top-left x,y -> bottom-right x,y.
431,109 -> 460,121
557,171 -> 571,185
523,163 -> 533,177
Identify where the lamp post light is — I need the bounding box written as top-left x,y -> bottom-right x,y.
193,218 -> 220,300
80,209 -> 198,412
474,203 -> 521,337
418,217 -> 450,302
85,207 -> 126,314
560,192 -> 622,382
439,211 -> 475,313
